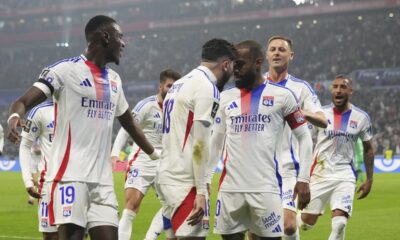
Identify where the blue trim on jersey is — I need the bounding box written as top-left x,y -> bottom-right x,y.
352,105 -> 372,125
289,135 -> 300,177
196,68 -> 220,100
288,75 -> 317,95
133,96 -> 156,113
350,162 -> 357,179
274,153 -> 283,197
28,101 -> 54,119
276,79 -> 288,87
162,216 -> 172,230
340,110 -> 352,132
250,83 -> 265,114
101,68 -> 110,102
46,56 -> 81,69
268,81 -> 299,103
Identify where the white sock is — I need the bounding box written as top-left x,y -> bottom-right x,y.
144,208 -> 164,240
328,216 -> 347,240
118,209 -> 136,240
284,228 -> 300,240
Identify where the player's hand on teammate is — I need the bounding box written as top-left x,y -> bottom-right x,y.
26,187 -> 41,199
294,181 -> 310,210
187,194 -> 206,226
357,178 -> 373,200
7,115 -> 24,144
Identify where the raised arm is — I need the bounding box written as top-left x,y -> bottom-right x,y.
302,111 -> 328,128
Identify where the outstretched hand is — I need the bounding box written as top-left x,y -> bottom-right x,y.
357,179 -> 373,200
187,194 -> 205,226
293,181 -> 311,210
7,116 -> 24,144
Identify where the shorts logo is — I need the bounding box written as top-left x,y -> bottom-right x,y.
111,81 -> 118,93
262,96 -> 274,106
350,120 -> 358,129
63,206 -> 72,217
41,218 -> 48,228
202,219 -> 209,230
262,212 -> 281,229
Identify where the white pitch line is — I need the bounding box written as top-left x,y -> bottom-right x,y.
0,235 -> 41,239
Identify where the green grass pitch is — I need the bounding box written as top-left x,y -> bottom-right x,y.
0,172 -> 398,239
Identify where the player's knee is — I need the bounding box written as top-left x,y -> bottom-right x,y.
222,232 -> 245,240
42,232 -> 58,240
284,221 -> 297,235
331,216 -> 347,233
297,214 -> 315,231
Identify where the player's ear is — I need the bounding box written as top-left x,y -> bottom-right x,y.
290,51 -> 294,60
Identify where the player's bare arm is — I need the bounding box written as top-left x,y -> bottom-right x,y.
7,86 -> 47,144
302,110 -> 328,128
118,109 -> 155,156
357,139 -> 374,199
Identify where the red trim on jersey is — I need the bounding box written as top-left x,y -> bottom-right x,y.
310,152 -> 319,176
171,187 -> 197,234
218,148 -> 228,191
85,60 -> 104,101
333,108 -> 341,130
53,103 -> 58,133
125,148 -> 141,181
38,157 -> 47,195
182,111 -> 194,151
285,108 -> 306,129
240,89 -> 251,114
49,125 -> 72,225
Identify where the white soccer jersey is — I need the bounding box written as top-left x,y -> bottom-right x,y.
214,82 -> 306,194
156,66 -> 220,187
111,95 -> 163,176
21,101 -> 54,183
264,73 -> 323,177
33,55 -> 129,185
310,104 -> 372,182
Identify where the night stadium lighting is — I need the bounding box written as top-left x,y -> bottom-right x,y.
313,19 -> 318,24
256,24 -> 260,29
64,42 -> 69,47
389,13 -> 394,17
358,16 -> 363,20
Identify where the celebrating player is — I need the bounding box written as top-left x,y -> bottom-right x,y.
299,75 -> 375,240
208,40 -> 313,240
7,15 -> 157,240
155,38 -> 236,239
264,35 -> 327,240
112,69 -> 181,240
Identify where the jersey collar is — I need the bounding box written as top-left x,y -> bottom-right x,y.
264,71 -> 290,86
196,65 -> 217,84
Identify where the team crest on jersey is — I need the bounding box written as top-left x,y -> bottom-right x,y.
111,81 -> 118,93
350,120 -> 358,129
63,206 -> 72,217
262,96 -> 274,106
23,120 -> 32,133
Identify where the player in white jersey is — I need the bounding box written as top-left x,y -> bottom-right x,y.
155,38 -> 236,239
264,36 -> 327,240
112,69 -> 181,240
207,40 -> 313,240
299,75 -> 374,240
7,15 -> 158,240
19,101 -> 58,239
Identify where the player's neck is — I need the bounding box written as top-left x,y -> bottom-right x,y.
156,93 -> 163,104
247,74 -> 265,90
334,103 -> 351,113
83,49 -> 107,69
268,68 -> 288,83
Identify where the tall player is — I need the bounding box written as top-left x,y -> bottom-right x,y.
155,38 -> 236,239
7,15 -> 158,240
112,69 -> 181,240
208,40 -> 312,240
19,101 -> 58,240
265,35 -> 327,240
299,75 -> 374,240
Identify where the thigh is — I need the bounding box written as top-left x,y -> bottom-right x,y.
281,177 -> 297,212
330,181 -> 356,217
88,225 -> 118,240
50,181 -> 88,228
302,180 -> 333,215
87,184 -> 119,228
214,192 -> 248,235
247,192 -> 283,238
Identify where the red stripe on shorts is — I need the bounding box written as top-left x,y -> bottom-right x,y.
171,187 -> 197,234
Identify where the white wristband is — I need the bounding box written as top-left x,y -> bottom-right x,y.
7,113 -> 20,125
148,149 -> 160,160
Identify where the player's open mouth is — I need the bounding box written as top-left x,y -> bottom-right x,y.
335,96 -> 344,99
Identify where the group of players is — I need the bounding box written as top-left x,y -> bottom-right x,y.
6,15 -> 375,240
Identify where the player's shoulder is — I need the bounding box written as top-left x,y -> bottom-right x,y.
351,104 -> 371,122
27,101 -> 54,119
267,81 -> 298,101
44,55 -> 84,72
220,86 -> 239,103
287,75 -> 317,95
105,67 -> 122,82
133,95 -> 157,112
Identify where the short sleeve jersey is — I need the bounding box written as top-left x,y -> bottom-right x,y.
33,55 -> 129,185
156,66 -> 220,186
264,73 -> 323,177
310,104 -> 373,182
121,95 -> 163,175
214,82 -> 306,194
21,101 -> 54,181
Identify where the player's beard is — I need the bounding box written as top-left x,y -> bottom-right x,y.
332,95 -> 349,109
217,70 -> 231,92
235,71 -> 257,89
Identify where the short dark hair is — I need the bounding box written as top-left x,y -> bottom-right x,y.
236,40 -> 265,60
335,74 -> 353,86
85,15 -> 117,42
267,35 -> 294,51
160,69 -> 181,83
201,38 -> 236,62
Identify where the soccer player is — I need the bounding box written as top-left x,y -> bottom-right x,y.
112,69 -> 181,240
264,35 -> 327,240
27,140 -> 41,205
7,15 -> 158,240
208,40 -> 313,240
155,38 -> 236,239
0,124 -> 3,155
299,75 -> 374,240
19,101 -> 58,239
